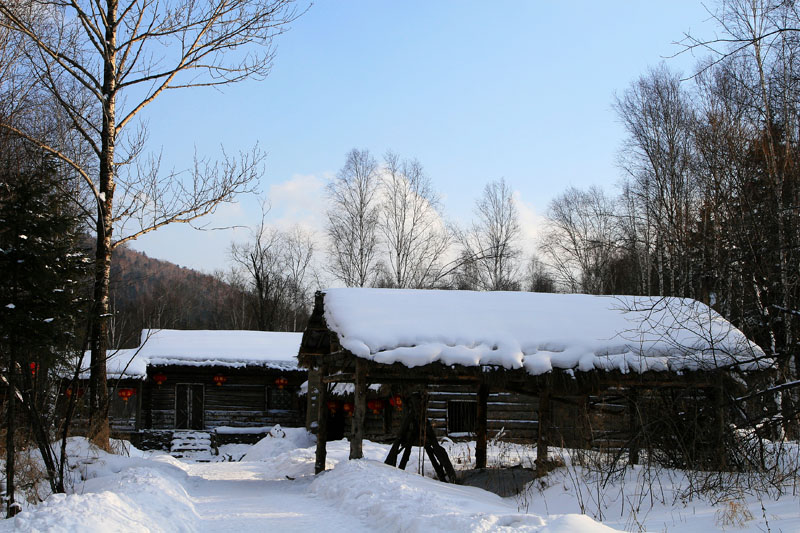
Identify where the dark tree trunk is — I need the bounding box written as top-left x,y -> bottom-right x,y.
18,374 -> 60,495
5,353 -> 18,518
88,0 -> 119,449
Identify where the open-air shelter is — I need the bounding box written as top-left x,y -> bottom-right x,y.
299,288 -> 769,480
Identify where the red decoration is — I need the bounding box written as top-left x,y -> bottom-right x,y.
274,377 -> 289,389
389,395 -> 403,411
65,387 -> 84,398
342,402 -> 354,416
29,362 -> 38,376
117,388 -> 136,402
152,372 -> 167,386
327,400 -> 340,414
367,399 -> 385,415
213,374 -> 227,387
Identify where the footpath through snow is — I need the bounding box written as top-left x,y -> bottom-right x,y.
1,432 -> 617,533
3,429 -> 799,532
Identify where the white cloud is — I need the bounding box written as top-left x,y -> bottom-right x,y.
267,173 -> 330,235
263,173 -> 336,288
513,190 -> 546,256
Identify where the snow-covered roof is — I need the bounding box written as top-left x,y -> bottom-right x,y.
138,329 -> 302,371
74,348 -> 148,380
76,330 -> 303,380
321,289 -> 769,376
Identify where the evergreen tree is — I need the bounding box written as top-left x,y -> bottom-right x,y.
0,156 -> 91,514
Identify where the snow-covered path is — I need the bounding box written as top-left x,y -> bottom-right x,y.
183,462 -> 370,533
7,434 -> 798,532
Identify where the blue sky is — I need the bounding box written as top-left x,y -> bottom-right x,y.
130,1 -> 715,273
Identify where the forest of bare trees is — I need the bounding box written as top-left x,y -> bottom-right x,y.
537,0 -> 799,437
323,149 -> 541,292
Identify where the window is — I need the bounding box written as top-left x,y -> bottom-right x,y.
447,400 -> 477,434
268,387 -> 294,411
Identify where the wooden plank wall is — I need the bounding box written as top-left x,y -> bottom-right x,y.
426,386 -> 540,443
307,381 -> 632,448
137,365 -> 306,431
425,384 -> 632,448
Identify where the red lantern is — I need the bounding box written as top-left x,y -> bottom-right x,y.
65,387 -> 84,398
389,395 -> 403,411
152,372 -> 167,386
274,377 -> 289,389
213,374 -> 227,387
29,362 -> 38,376
367,399 -> 385,415
327,400 -> 340,414
117,388 -> 136,402
342,402 -> 354,416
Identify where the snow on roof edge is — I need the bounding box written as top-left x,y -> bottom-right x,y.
65,330 -> 303,380
321,288 -> 771,377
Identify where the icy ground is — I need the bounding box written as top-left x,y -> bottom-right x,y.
2,429 -> 799,532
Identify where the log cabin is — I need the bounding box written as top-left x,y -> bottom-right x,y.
67,329 -> 306,449
299,289 -> 771,480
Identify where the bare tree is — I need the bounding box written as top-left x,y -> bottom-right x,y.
615,65 -> 697,297
282,225 -> 315,330
0,0 -> 300,444
459,179 -> 521,291
379,151 -> 450,288
523,253 -> 555,293
230,201 -> 315,332
231,213 -> 290,332
540,186 -> 620,294
681,0 -> 800,437
325,149 -> 381,287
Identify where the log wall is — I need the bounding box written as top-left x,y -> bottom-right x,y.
140,365 -> 306,431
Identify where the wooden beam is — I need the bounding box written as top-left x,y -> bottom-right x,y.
362,376 -> 481,384
325,374 -> 483,385
322,373 -> 355,384
713,383 -> 727,470
475,383 -> 488,469
349,359 -> 367,460
314,364 -> 329,474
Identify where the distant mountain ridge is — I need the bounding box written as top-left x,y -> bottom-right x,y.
109,246 -> 249,348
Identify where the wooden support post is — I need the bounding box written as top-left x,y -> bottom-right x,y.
425,417 -> 457,483
475,383 -> 489,469
628,389 -> 640,465
581,394 -> 591,449
398,443 -> 413,470
425,445 -> 447,481
536,391 -> 550,477
350,359 -> 367,460
713,383 -> 727,470
385,400 -> 413,467
314,364 -> 329,474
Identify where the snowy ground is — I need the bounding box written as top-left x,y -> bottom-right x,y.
2,429 -> 799,532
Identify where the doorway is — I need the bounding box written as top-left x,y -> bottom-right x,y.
175,384 -> 204,429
